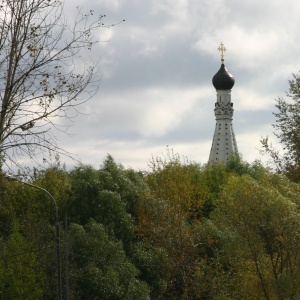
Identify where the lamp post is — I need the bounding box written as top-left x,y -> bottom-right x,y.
5,175 -> 62,300
64,201 -> 71,300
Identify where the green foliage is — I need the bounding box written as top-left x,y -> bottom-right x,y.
137,151 -> 229,299
99,154 -> 146,217
68,157 -> 139,247
213,171 -> 300,299
0,223 -> 44,300
94,190 -> 135,243
261,72 -> 300,182
201,163 -> 228,217
65,156 -> 151,298
2,152 -> 300,299
33,167 -> 72,211
0,156 -> 150,298
225,153 -> 264,179
68,220 -> 149,299
0,175 -> 55,238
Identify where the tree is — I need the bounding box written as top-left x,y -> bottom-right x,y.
67,158 -> 138,246
1,158 -> 147,298
261,72 -> 300,182
213,172 -> 300,299
1,167 -> 72,298
0,223 -> 45,300
137,151 -> 212,299
0,0 -> 119,169
68,220 -> 150,300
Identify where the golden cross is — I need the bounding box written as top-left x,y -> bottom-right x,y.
218,42 -> 226,63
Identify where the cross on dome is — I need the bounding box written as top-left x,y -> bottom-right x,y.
218,42 -> 226,63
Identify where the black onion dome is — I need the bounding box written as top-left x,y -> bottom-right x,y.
212,64 -> 235,90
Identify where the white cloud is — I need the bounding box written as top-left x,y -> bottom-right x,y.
151,0 -> 189,19
234,88 -> 276,111
93,0 -> 125,12
11,0 -> 300,171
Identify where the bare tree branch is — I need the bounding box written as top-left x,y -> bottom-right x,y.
0,0 -> 123,169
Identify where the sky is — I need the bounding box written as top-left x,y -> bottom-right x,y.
55,0 -> 300,171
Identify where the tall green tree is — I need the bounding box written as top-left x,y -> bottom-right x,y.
213,171 -> 300,299
1,167 -> 72,298
261,72 -> 300,182
67,158 -> 139,247
1,158 -> 149,298
0,224 -> 45,300
65,157 -> 152,297
137,151 -> 218,299
68,220 -> 150,300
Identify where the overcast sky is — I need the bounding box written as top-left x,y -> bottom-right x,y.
57,0 -> 300,170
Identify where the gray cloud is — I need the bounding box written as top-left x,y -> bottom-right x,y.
33,0 -> 300,170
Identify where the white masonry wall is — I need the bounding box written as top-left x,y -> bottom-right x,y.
209,89 -> 238,163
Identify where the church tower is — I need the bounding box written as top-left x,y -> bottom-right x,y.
208,43 -> 238,163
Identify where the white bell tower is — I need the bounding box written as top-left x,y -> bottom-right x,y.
209,43 -> 238,163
